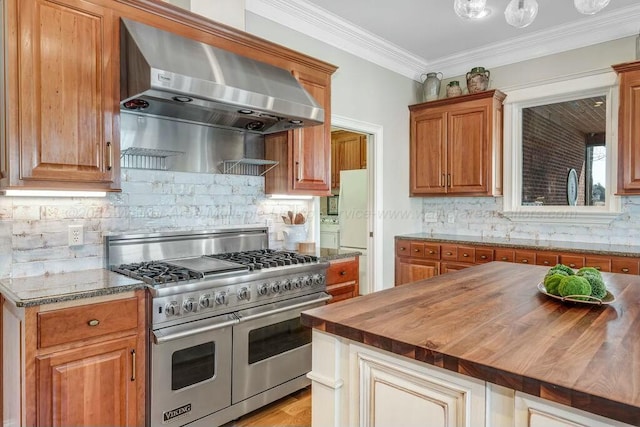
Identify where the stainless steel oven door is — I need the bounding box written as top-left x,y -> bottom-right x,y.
150,313 -> 238,426
232,292 -> 331,404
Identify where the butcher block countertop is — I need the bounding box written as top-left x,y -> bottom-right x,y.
301,262 -> 640,425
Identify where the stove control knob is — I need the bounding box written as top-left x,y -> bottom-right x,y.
292,279 -> 302,289
199,294 -> 213,309
312,274 -> 324,287
238,287 -> 251,300
302,275 -> 312,287
282,279 -> 292,291
215,291 -> 228,305
258,284 -> 270,296
183,298 -> 197,313
165,302 -> 179,317
271,281 -> 281,294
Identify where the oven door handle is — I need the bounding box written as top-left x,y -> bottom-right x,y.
152,317 -> 239,344
236,293 -> 332,323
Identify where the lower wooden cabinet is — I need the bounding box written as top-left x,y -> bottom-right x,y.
395,238 -> 640,286
326,257 -> 360,303
2,290 -> 146,427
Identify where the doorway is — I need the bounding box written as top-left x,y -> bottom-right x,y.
320,115 -> 382,295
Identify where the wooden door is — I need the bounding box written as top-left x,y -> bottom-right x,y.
14,0 -> 119,190
290,69 -> 331,194
447,104 -> 488,194
613,62 -> 640,194
395,258 -> 439,286
37,336 -> 138,427
410,109 -> 447,195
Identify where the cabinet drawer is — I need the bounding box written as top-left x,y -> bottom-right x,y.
423,244 -> 440,260
584,256 -> 611,272
38,297 -> 138,348
327,281 -> 357,303
495,249 -> 514,262
327,258 -> 359,284
457,246 -> 475,263
475,248 -> 494,263
441,245 -> 458,261
560,255 -> 585,269
396,239 -> 412,257
514,250 -> 536,265
611,258 -> 640,275
536,253 -> 559,267
410,242 -> 426,258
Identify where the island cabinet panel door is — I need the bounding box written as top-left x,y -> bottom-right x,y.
16,0 -> 119,189
352,345 -> 485,427
394,258 -> 438,286
514,392 -> 633,427
36,336 -> 138,427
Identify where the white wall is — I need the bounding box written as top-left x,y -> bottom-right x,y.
245,13 -> 422,289
164,0 -> 245,30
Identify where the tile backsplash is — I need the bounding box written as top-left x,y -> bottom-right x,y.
422,196 -> 640,245
0,169 -> 312,279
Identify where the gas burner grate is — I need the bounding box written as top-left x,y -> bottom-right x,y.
207,249 -> 318,271
113,261 -> 204,285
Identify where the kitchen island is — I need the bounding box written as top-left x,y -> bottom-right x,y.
301,262 -> 640,427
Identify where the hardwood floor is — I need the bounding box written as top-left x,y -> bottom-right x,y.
223,387 -> 311,427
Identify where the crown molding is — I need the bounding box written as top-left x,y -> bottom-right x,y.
245,0 -> 640,81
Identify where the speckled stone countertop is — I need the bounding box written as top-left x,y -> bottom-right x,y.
396,233 -> 640,257
0,269 -> 146,308
317,248 -> 361,261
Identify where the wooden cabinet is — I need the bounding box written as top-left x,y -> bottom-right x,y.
265,67 -> 335,196
613,61 -> 640,194
1,0 -> 121,192
326,257 -> 359,303
409,90 -> 505,196
330,130 -> 367,189
395,238 -> 640,284
2,291 -> 146,426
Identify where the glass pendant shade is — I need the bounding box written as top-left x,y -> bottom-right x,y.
454,0 -> 489,20
573,0 -> 610,15
504,0 -> 538,28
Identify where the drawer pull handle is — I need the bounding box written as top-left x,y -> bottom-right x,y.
445,252 -> 452,256
429,250 -> 435,254
414,248 -> 420,252
543,261 -> 550,265
463,253 -> 469,257
131,349 -> 136,382
501,257 -> 508,261
521,259 -> 529,264
400,247 -> 406,251
569,263 -> 576,268
106,142 -> 113,171
594,266 -> 601,270
622,268 -> 630,273
88,319 -> 100,327
340,271 -> 347,276
480,255 -> 487,260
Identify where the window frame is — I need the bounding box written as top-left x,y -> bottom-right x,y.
502,71 -> 621,224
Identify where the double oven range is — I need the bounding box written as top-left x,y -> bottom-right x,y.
106,227 -> 330,427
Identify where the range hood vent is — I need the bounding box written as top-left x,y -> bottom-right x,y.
120,19 -> 324,134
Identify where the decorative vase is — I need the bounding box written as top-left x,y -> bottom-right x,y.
466,67 -> 490,93
446,81 -> 463,97
420,72 -> 443,101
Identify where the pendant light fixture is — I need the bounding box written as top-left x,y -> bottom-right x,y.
573,0 -> 611,15
504,0 -> 538,28
453,0 -> 490,20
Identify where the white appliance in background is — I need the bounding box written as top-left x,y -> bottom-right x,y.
338,169 -> 369,294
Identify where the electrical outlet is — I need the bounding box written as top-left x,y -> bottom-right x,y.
68,225 -> 84,246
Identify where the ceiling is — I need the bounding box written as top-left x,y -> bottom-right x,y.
246,0 -> 640,79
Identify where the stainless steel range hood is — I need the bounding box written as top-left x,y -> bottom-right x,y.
120,19 -> 324,134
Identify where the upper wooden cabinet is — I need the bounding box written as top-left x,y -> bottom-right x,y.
265,67 -> 335,196
613,60 -> 640,195
409,90 -> 505,196
1,0 -> 121,191
331,130 -> 366,189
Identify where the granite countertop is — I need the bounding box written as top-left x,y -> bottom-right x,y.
0,269 -> 146,307
396,233 -> 640,257
302,262 -> 640,425
317,248 -> 361,261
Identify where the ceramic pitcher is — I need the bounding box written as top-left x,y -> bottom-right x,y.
466,67 -> 490,93
420,72 -> 443,101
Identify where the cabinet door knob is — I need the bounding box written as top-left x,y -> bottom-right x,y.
501,257 -> 508,261
429,250 -> 435,254
480,255 -> 487,260
445,252 -> 452,256
543,261 -> 550,265
463,253 -> 469,257
400,247 -> 406,251
340,270 -> 347,276
569,263 -> 576,268
521,259 -> 529,264
622,268 -> 630,273
594,266 -> 601,270
88,319 -> 100,327
414,248 -> 420,252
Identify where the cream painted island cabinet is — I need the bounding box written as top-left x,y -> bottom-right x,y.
301,263 -> 640,427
